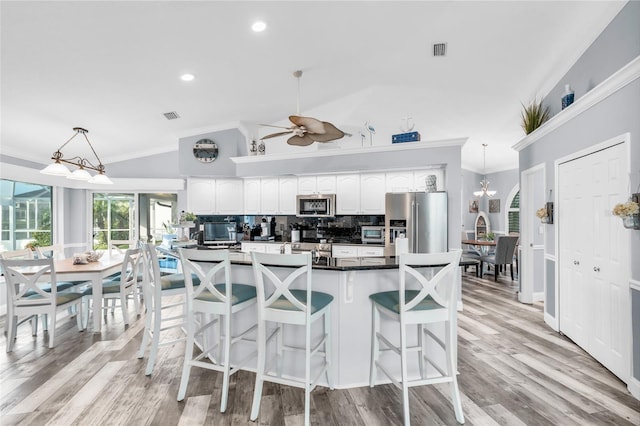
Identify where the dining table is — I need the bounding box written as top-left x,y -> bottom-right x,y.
461,239 -> 497,255
44,253 -> 124,333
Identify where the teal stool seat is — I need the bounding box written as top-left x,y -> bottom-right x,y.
160,273 -> 200,290
269,289 -> 333,314
195,283 -> 256,305
369,290 -> 442,314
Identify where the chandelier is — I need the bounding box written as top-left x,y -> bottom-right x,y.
40,127 -> 113,184
473,143 -> 496,197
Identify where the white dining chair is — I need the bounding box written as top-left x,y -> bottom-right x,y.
250,252 -> 334,426
137,242 -> 191,376
1,257 -> 84,351
82,247 -> 142,328
177,248 -> 257,413
369,249 -> 464,426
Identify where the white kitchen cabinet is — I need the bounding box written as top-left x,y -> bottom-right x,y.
241,242 -> 266,253
414,169 -> 445,191
385,171 -> 414,193
278,177 -> 298,214
360,173 -> 386,214
265,243 -> 283,254
332,244 -> 384,258
187,178 -> 215,214
332,245 -> 358,258
297,175 -> 336,195
316,175 -> 337,193
335,174 -> 360,214
260,178 -> 278,214
215,179 -> 244,214
357,246 -> 384,257
244,178 -> 261,214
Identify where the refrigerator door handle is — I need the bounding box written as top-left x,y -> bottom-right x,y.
414,200 -> 419,252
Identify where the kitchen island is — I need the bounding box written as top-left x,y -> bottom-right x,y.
167,247 -> 474,389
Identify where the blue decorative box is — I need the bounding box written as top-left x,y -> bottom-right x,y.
392,131 -> 421,143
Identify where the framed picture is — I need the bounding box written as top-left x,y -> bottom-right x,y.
469,200 -> 479,213
489,199 -> 500,213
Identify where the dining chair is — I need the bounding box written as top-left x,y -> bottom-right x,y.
82,247 -> 142,328
479,236 -> 519,281
250,252 -> 333,426
1,257 -> 84,352
177,248 -> 257,413
137,243 -> 194,376
1,249 -> 38,336
369,249 -> 464,426
36,244 -> 90,292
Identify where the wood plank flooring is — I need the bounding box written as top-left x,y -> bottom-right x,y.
1,271 -> 638,425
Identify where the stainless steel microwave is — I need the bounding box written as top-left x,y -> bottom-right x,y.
296,194 -> 336,217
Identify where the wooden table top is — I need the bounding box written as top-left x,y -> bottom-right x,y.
52,254 -> 123,273
462,239 -> 497,246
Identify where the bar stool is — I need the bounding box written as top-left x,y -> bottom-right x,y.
250,252 -> 334,426
177,248 -> 257,413
369,249 -> 464,425
137,242 -> 194,376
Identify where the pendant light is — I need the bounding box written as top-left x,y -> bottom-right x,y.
473,144 -> 496,197
40,127 -> 113,184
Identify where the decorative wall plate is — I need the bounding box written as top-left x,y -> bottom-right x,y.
193,139 -> 218,163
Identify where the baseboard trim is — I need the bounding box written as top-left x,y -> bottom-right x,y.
544,312 -> 559,332
628,377 -> 640,400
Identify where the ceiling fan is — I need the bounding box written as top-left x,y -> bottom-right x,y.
261,70 -> 347,146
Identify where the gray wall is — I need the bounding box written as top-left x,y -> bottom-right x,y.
178,128 -> 246,177
461,168 -> 519,235
520,1 -> 640,382
107,151 -> 181,178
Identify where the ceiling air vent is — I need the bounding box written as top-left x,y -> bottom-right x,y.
433,43 -> 447,57
163,111 -> 180,120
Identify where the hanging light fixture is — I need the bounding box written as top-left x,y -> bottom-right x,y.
40,127 -> 113,184
473,143 -> 496,197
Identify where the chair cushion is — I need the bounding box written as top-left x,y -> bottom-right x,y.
83,281 -> 123,295
268,289 -> 333,314
370,290 -> 443,314
25,291 -> 83,305
23,282 -> 76,297
160,273 -> 201,290
195,284 -> 256,305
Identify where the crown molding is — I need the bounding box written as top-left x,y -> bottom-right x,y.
513,55 -> 640,152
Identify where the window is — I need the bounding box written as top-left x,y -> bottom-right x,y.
1,179 -> 53,250
507,190 -> 520,234
92,193 -> 135,249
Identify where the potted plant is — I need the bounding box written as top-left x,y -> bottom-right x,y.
612,199 -> 639,229
521,99 -> 550,135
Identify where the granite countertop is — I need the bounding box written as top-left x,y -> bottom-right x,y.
160,246 -> 478,271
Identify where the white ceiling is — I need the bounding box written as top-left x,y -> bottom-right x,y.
0,1 -> 626,174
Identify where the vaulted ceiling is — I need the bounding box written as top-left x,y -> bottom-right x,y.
0,1 -> 625,174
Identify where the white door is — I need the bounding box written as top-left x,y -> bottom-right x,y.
336,174 -> 360,214
243,178 -> 261,214
519,165 -> 546,304
216,179 -> 243,214
260,178 -> 278,214
558,141 -> 630,382
360,173 -> 385,214
187,178 -> 215,214
278,177 -> 298,214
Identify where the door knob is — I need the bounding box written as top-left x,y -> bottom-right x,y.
593,266 -> 600,272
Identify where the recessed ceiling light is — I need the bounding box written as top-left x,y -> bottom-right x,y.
252,21 -> 267,32
180,74 -> 195,82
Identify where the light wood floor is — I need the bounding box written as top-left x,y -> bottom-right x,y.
1,271 -> 639,425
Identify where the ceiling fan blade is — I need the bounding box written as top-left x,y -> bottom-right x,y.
260,123 -> 292,130
261,130 -> 293,140
289,115 -> 326,134
287,134 -> 315,146
309,122 -> 345,142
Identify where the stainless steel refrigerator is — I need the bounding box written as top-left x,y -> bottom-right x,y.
384,191 -> 448,255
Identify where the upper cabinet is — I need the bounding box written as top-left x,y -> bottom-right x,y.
278,177 -> 298,215
243,178 -> 261,214
187,178 -> 215,214
260,178 -> 279,214
336,173 -> 385,214
215,179 -> 244,214
385,169 -> 445,193
188,178 -> 244,215
298,175 -> 336,195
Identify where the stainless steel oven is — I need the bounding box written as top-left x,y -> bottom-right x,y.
361,226 -> 385,244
